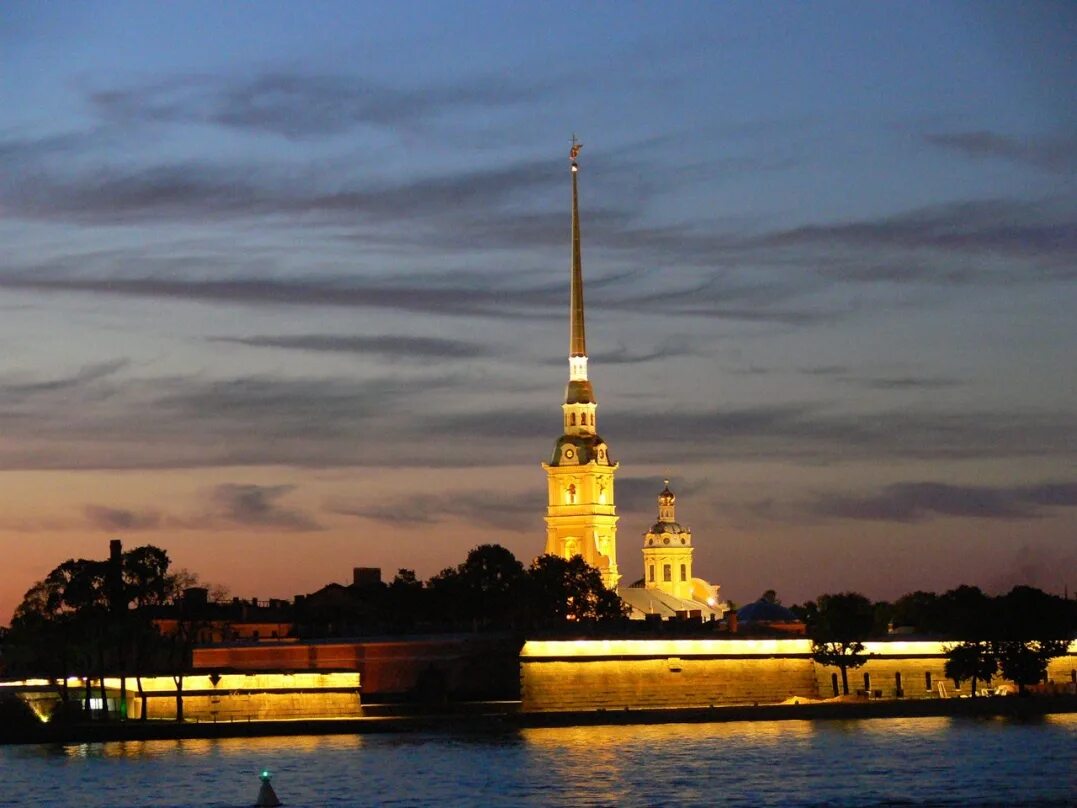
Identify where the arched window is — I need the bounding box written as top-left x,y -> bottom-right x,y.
570,413 -> 576,426
663,564 -> 672,582
590,413 -> 595,425
565,483 -> 576,504
680,564 -> 687,581
648,565 -> 654,582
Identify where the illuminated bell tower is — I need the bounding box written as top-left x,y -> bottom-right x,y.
542,137 -> 620,590
643,481 -> 694,600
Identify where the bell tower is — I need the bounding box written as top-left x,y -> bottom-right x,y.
642,481 -> 694,600
541,137 -> 620,589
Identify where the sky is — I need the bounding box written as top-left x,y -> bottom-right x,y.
1,2 -> 1075,622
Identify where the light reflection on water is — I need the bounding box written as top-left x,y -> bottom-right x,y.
1,715 -> 1074,807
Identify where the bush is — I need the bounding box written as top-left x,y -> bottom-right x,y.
0,695 -> 41,737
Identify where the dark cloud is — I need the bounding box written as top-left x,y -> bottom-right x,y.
84,505 -> 162,532
0,268 -> 837,327
432,403 -> 1077,465
0,128 -> 119,163
90,72 -> 552,139
612,475 -> 710,515
2,355 -> 1074,471
0,274 -> 553,320
924,131 -> 1077,173
811,481 -> 1077,523
798,366 -> 960,391
0,364 -> 474,470
208,484 -> 321,531
212,334 -> 487,360
1,359 -> 128,397
329,476 -> 711,534
0,152 -> 567,229
81,485 -> 323,533
329,489 -> 544,533
544,339 -> 702,367
759,199 -> 1077,261
857,376 -> 960,391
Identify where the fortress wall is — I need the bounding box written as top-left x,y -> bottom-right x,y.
192,636 -> 521,699
521,640 -> 1077,712
122,672 -> 361,721
130,690 -> 362,721
522,656 -> 818,711
813,658 -> 950,698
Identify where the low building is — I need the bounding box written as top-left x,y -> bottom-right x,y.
152,588 -> 295,644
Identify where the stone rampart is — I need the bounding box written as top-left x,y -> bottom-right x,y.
125,672 -> 362,721
521,639 -> 1077,712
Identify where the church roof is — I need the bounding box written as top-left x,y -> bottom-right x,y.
648,520 -> 688,535
565,379 -> 595,404
619,586 -> 724,620
548,433 -> 611,466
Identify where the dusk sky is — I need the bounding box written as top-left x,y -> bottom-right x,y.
2,2 -> 1075,622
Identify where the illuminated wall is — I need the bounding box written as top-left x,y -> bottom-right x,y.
520,639 -> 1077,712
521,639 -> 815,711
123,672 -> 362,721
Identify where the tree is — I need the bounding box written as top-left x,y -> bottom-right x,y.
808,592 -> 874,696
939,585 -> 997,697
995,586 -> 1074,694
7,578 -> 78,706
789,600 -> 817,626
937,585 -> 994,636
997,640 -> 1070,694
525,554 -> 627,628
428,545 -> 525,630
386,569 -> 426,632
6,544 -> 186,721
944,641 -> 998,696
890,590 -> 944,634
871,600 -> 894,637
42,558 -> 111,717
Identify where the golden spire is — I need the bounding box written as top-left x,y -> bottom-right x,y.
569,134 -> 586,358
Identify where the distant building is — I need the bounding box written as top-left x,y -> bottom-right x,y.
152,588 -> 294,644
735,592 -> 806,635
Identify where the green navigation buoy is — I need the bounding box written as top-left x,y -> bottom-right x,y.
255,770 -> 282,808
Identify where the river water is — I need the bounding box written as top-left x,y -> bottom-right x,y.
1,715 -> 1075,807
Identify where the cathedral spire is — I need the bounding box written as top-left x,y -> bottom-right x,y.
569,134 -> 586,361
566,136 -> 592,396
543,137 -> 620,591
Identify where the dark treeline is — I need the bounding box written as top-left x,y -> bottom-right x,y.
295,544 -> 627,636
1,543 -> 203,722
788,586 -> 1076,696
0,542 -> 626,724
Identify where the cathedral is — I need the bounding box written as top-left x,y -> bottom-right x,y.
542,141 -> 725,620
